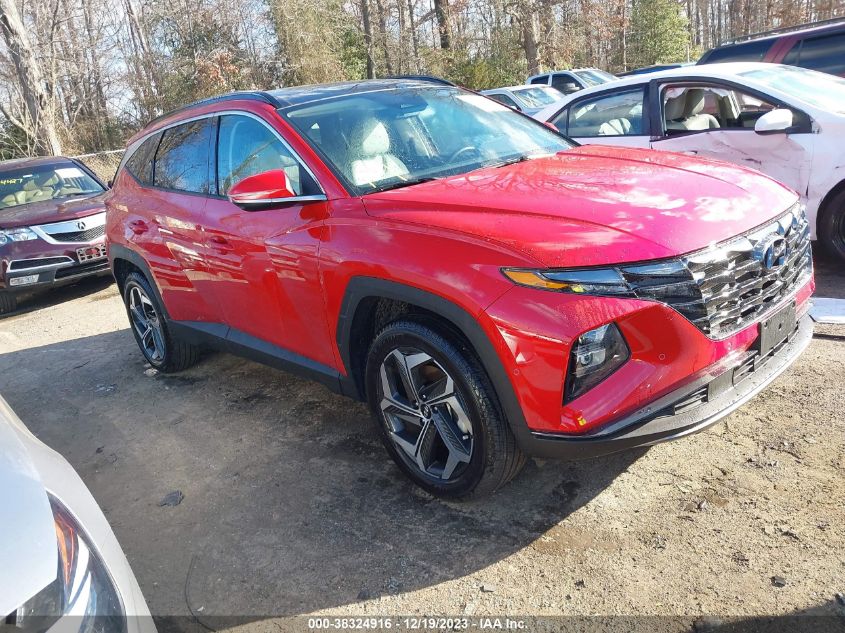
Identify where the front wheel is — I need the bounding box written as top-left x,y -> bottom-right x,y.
819,189 -> 845,263
122,272 -> 200,372
0,292 -> 17,315
365,319 -> 525,499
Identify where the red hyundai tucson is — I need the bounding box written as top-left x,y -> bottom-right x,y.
105,80 -> 814,498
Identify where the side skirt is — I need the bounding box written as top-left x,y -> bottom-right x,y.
169,320 -> 357,397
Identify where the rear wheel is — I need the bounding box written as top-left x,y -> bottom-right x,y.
0,292 -> 16,315
365,319 -> 525,499
819,189 -> 845,263
122,272 -> 200,372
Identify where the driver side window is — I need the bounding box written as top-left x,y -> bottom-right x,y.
217,114 -> 316,196
661,85 -> 776,136
558,89 -> 645,137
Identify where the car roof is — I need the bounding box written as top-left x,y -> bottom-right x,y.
532,62 -> 804,120
717,17 -> 845,47
0,156 -> 76,171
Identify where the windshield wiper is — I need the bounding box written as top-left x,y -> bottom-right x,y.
371,177 -> 437,193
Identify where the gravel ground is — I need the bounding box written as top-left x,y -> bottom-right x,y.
0,252 -> 843,631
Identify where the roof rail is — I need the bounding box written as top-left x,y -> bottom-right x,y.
384,74 -> 456,86
722,15 -> 845,45
146,91 -> 283,127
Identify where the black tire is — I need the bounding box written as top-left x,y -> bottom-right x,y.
365,318 -> 525,499
0,292 -> 17,315
818,188 -> 845,263
121,271 -> 200,372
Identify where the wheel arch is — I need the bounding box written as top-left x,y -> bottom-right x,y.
109,244 -> 170,319
336,277 -> 533,445
818,177 -> 845,223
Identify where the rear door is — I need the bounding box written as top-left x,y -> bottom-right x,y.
649,80 -> 815,201
128,118 -> 220,323
200,112 -> 335,366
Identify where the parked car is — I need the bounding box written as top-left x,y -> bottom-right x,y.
480,85 -> 565,115
619,62 -> 693,76
0,156 -> 110,314
107,79 -> 812,498
698,17 -> 845,77
0,394 -> 154,631
535,62 -> 845,261
527,68 -> 618,94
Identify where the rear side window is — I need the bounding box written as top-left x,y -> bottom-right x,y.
551,73 -> 580,94
154,119 -> 213,194
787,33 -> 845,74
564,89 -> 646,137
124,133 -> 160,185
701,39 -> 772,63
216,114 -> 318,196
529,75 -> 549,85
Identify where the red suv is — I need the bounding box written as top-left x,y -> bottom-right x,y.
106,80 -> 814,498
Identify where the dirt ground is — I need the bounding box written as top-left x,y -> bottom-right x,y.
0,253 -> 843,631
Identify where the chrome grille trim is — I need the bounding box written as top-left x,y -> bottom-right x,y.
620,205 -> 812,338
30,211 -> 106,244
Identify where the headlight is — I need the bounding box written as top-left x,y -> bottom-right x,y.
565,323 -> 630,403
502,267 -> 635,296
0,227 -> 39,246
9,496 -> 126,633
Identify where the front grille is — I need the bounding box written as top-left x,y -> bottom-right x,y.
48,224 -> 105,243
619,205 -> 811,338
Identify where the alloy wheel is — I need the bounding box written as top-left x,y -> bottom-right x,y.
378,347 -> 474,481
128,285 -> 166,363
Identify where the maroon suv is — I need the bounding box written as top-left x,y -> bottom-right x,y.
0,156 -> 110,314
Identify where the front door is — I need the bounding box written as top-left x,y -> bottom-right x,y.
201,113 -> 335,367
650,82 -> 814,203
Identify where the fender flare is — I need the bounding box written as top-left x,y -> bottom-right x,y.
335,276 -> 534,446
108,243 -> 170,319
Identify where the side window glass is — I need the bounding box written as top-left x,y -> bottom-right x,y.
567,89 -> 645,137
551,74 -> 580,94
217,114 -> 316,196
793,33 -> 845,74
124,133 -> 160,185
550,108 -> 569,134
154,120 -> 213,193
704,39 -> 770,63
529,76 -> 548,85
662,85 -> 775,134
783,42 -> 802,65
486,93 -> 520,110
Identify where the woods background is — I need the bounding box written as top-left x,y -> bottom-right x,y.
1,0 -> 843,161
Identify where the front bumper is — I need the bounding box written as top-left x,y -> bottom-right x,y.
518,313 -> 813,459
2,247 -> 109,293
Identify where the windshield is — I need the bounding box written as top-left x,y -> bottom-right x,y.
512,86 -> 564,107
575,70 -> 617,86
282,86 -> 573,195
0,162 -> 103,210
740,65 -> 845,114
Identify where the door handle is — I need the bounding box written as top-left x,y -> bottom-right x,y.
129,220 -> 149,235
209,234 -> 233,253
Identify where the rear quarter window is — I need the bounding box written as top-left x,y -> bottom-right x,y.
787,32 -> 845,75
124,133 -> 161,185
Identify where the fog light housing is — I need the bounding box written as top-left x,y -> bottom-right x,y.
564,323 -> 630,403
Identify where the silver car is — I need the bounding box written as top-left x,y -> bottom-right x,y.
0,394 -> 154,633
480,85 -> 566,116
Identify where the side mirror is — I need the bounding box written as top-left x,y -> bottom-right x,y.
755,108 -> 794,135
227,170 -> 297,209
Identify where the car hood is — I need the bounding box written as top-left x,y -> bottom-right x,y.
0,193 -> 106,230
363,145 -> 798,267
0,398 -> 58,616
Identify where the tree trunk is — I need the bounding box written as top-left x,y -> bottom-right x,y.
0,0 -> 62,154
519,1 -> 540,76
360,0 -> 376,78
433,0 -> 450,49
406,0 -> 420,71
